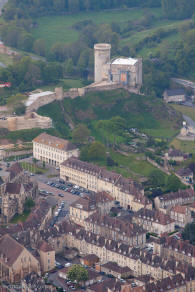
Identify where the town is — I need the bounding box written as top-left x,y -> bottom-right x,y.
0,0 -> 195,291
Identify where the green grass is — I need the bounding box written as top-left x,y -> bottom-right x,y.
10,211 -> 30,223
20,162 -> 48,174
0,53 -> 13,66
31,8 -> 160,48
38,89 -> 182,141
171,104 -> 195,122
109,151 -> 159,179
170,138 -> 195,155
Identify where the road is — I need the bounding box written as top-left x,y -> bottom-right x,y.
172,78 -> 195,91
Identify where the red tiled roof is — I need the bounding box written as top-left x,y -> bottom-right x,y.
0,234 -> 23,267
39,240 -> 54,252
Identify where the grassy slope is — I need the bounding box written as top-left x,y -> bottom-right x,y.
31,8 -> 189,58
171,104 -> 195,121
32,8 -> 146,48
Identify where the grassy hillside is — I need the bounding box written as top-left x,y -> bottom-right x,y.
31,7 -> 188,58
171,104 -> 195,122
38,89 -> 182,140
32,8 -> 149,48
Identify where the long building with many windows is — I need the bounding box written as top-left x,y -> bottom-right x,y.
33,133 -> 79,166
60,157 -> 152,210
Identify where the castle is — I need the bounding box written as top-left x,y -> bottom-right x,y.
94,43 -> 142,89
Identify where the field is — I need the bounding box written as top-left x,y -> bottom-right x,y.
170,138 -> 195,156
171,104 -> 195,122
32,8 -> 147,48
31,7 -> 188,58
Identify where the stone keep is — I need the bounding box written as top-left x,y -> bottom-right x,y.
94,43 -> 111,83
94,43 -> 142,88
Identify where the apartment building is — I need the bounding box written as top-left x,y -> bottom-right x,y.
0,234 -> 40,283
33,133 -> 79,166
70,197 -> 97,226
154,189 -> 195,210
176,168 -> 194,184
38,241 -> 55,273
169,205 -> 192,228
70,192 -> 114,226
85,212 -> 146,246
153,236 -> 195,267
60,157 -> 148,210
132,208 -> 175,235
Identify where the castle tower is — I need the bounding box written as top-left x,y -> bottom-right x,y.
94,43 -> 111,83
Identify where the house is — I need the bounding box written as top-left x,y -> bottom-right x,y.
165,149 -> 189,162
80,254 -> 99,267
38,241 -> 55,273
163,89 -> 186,103
154,189 -> 195,210
0,234 -> 40,283
176,168 -> 193,184
169,205 -> 192,227
33,133 -> 79,167
132,208 -> 175,235
99,262 -> 132,279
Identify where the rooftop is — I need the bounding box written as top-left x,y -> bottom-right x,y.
25,91 -> 54,107
0,234 -> 24,267
33,133 -> 78,151
112,58 -> 138,66
165,89 -> 186,97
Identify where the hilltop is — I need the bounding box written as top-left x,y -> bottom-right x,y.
38,89 -> 182,140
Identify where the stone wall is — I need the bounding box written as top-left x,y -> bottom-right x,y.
0,112 -> 52,131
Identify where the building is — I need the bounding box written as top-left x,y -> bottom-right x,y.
153,236 -> 195,267
69,192 -> 114,226
80,254 -> 99,267
169,205 -> 192,228
163,89 -> 186,103
0,181 -> 37,223
154,189 -> 195,210
58,266 -> 102,287
132,208 -> 175,235
70,197 -> 97,226
94,43 -> 142,89
22,272 -> 57,292
165,148 -> 189,162
38,241 -> 55,273
0,234 -> 40,283
60,157 -> 146,210
85,212 -> 146,246
0,163 -> 38,223
176,168 -> 193,184
98,262 -> 132,279
33,133 -> 79,166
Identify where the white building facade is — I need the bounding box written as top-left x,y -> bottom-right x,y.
33,133 -> 79,166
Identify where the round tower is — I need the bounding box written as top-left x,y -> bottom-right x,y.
94,43 -> 111,83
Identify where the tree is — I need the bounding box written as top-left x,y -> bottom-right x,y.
72,124 -> 90,144
88,141 -> 106,161
148,170 -> 165,187
14,102 -> 26,116
67,265 -> 88,284
182,222 -> 195,245
33,38 -> 46,56
166,175 -> 181,192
